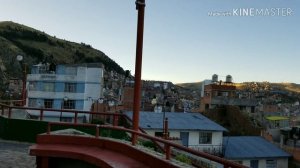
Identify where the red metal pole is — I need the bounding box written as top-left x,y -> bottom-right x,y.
47,123 -> 51,134
96,125 -> 100,138
74,112 -> 78,124
165,144 -> 171,160
164,118 -> 169,139
132,0 -> 146,145
113,115 -> 118,126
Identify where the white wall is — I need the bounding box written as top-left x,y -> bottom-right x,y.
145,130 -> 155,136
144,129 -> 223,151
83,67 -> 102,111
276,158 -> 289,168
201,80 -> 212,97
26,65 -> 103,123
28,91 -> 84,100
188,131 -> 223,154
188,131 -> 223,146
237,158 -> 289,168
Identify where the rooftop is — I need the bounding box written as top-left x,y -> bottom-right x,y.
123,111 -> 227,132
223,136 -> 291,160
266,116 -> 289,121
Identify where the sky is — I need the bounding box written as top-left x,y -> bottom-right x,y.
0,0 -> 299,84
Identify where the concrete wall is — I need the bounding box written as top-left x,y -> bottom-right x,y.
144,129 -> 223,153
237,158 -> 288,168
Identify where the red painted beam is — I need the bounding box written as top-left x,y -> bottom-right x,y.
30,135 -> 180,168
132,0 -> 146,145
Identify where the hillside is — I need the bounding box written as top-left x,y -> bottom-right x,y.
176,82 -> 202,91
177,81 -> 300,94
0,21 -> 125,86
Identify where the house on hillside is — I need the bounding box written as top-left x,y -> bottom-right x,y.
223,136 -> 291,168
200,83 -> 258,113
123,111 -> 227,156
26,63 -> 104,122
200,75 -> 258,113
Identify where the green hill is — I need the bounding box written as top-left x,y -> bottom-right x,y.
0,21 -> 125,84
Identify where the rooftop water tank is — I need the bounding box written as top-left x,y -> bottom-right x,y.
225,75 -> 233,83
212,74 -> 218,83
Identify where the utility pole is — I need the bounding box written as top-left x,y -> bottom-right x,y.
132,0 -> 145,145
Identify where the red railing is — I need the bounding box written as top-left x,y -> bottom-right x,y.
46,122 -> 247,168
0,103 -> 246,168
0,103 -> 121,125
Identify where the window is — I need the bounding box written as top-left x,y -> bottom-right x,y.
43,82 -> 55,92
266,160 -> 277,168
44,99 -> 53,108
63,100 -> 75,109
64,83 -> 76,92
61,117 -> 72,122
250,160 -> 258,168
155,132 -> 169,137
199,132 -> 212,144
234,161 -> 243,164
28,99 -> 43,108
38,65 -> 48,74
155,132 -> 163,137
65,67 -> 77,75
222,92 -> 229,97
28,82 -> 37,91
28,98 -> 37,107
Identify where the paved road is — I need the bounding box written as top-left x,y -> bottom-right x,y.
0,139 -> 35,168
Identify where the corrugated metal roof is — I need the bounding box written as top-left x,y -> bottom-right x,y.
123,111 -> 227,132
223,136 -> 291,160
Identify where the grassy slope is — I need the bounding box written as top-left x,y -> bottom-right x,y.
0,21 -> 125,78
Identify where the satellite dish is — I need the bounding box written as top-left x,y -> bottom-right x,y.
16,55 -> 23,61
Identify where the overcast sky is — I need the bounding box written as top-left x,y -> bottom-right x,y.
0,0 -> 299,84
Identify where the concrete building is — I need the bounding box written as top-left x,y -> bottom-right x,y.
26,63 -> 104,122
200,75 -> 258,113
200,79 -> 212,97
200,83 -> 257,113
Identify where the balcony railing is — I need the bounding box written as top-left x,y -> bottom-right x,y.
46,122 -> 247,168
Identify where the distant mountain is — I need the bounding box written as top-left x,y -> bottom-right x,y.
177,81 -> 300,93
0,21 -> 125,86
176,82 -> 203,91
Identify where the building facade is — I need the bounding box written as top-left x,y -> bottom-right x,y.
200,83 -> 257,113
26,63 -> 104,122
